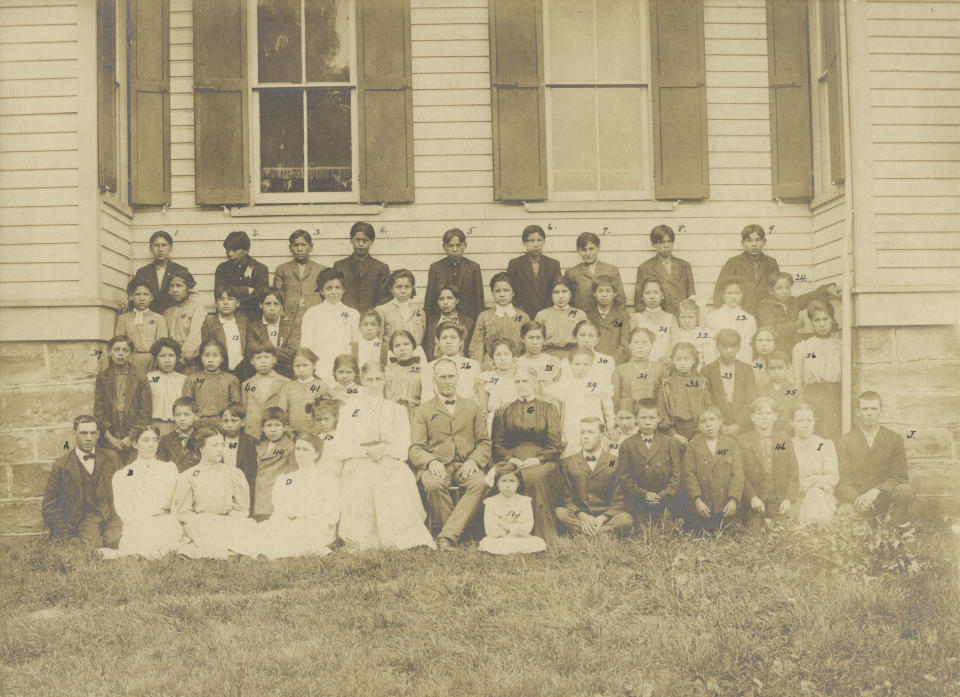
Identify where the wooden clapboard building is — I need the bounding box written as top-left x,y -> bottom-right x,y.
0,0 -> 957,532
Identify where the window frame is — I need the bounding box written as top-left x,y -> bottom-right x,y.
246,0 -> 360,204
97,0 -> 130,208
807,0 -> 843,206
542,0 -> 653,201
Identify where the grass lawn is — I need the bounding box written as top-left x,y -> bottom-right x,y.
2,506 -> 958,697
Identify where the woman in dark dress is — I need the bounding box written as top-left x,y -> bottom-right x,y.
491,368 -> 564,544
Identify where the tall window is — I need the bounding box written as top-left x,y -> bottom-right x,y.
543,0 -> 650,199
809,0 -> 844,202
97,0 -> 126,200
251,0 -> 357,201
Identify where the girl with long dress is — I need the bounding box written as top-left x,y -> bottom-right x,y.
491,368 -> 564,544
335,362 -> 436,552
547,347 -> 616,458
300,268 -> 360,385
791,402 -> 839,524
383,330 -> 424,424
631,278 -> 677,364
112,425 -> 182,558
478,337 -> 519,436
479,462 -> 546,555
173,427 -> 254,559
239,433 -> 340,558
792,300 -> 842,442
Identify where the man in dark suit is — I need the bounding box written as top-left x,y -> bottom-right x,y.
555,417 -> 633,536
423,228 -> 486,323
157,397 -> 201,472
132,230 -> 192,314
409,357 -> 491,550
42,415 -> 122,548
246,288 -> 301,378
702,329 -> 757,436
333,221 -> 391,313
273,229 -> 326,323
506,225 -> 562,319
836,391 -> 914,525
213,231 -> 271,321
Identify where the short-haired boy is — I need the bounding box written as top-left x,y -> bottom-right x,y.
555,417 -> 633,537
564,232 -> 626,314
738,397 -> 798,527
634,225 -> 695,314
332,221 -> 392,312
757,271 -> 840,355
157,396 -> 201,472
424,228 -> 485,323
758,350 -> 803,432
702,329 -> 757,437
94,335 -> 152,457
201,286 -> 248,378
219,403 -> 259,510
214,230 -> 270,320
683,406 -> 744,532
713,224 -> 780,315
132,230 -> 191,314
242,345 -> 291,439
421,322 -> 480,401
587,275 -> 632,364
246,287 -> 301,378
506,225 -> 562,319
273,229 -> 326,323
253,407 -> 295,521
615,399 -> 687,525
705,278 -> 757,364
115,279 -> 169,375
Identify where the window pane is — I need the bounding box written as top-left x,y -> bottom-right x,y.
306,0 -> 351,82
260,90 -> 304,192
551,88 -> 597,192
307,88 -> 352,192
597,88 -> 643,191
258,0 -> 302,83
597,0 -> 643,82
547,0 -> 595,82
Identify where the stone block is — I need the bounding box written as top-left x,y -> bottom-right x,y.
0,342 -> 48,387
9,462 -> 52,498
37,427 -> 77,460
855,327 -> 895,364
0,430 -> 35,465
46,341 -> 106,382
856,363 -> 960,397
901,426 -> 955,460
896,394 -> 960,426
0,384 -> 94,431
896,326 -> 960,362
908,460 -> 960,499
0,499 -> 44,535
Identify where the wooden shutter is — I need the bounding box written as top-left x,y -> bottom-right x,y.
649,0 -> 708,200
97,0 -> 117,195
489,0 -> 546,201
194,0 -> 249,205
357,0 -> 414,203
766,0 -> 813,199
820,0 -> 844,184
129,0 -> 170,205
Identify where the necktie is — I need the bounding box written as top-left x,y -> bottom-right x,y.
179,433 -> 189,447
584,455 -> 597,462
82,453 -> 95,461
444,400 -> 455,406
643,437 -> 653,446
133,311 -> 145,326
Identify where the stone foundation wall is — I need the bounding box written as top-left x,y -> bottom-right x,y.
854,325 -> 960,500
0,341 -> 105,535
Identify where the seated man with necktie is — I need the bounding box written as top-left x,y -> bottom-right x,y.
613,398 -> 688,526
555,417 -> 633,537
409,358 -> 491,550
42,415 -> 122,548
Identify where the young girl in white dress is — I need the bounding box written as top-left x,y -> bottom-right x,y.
631,278 -> 678,364
547,347 -> 616,457
479,462 -> 546,555
791,402 -> 839,525
478,337 -> 519,436
239,433 -> 340,559
792,300 -> 842,442
173,427 -> 254,558
559,319 -> 615,387
335,362 -> 436,552
300,268 -> 360,385
112,425 -> 182,558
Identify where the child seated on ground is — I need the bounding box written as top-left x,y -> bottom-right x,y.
738,397 -> 798,528
683,406 -> 744,533
657,342 -> 711,448
478,462 -> 546,555
792,402 -> 839,525
586,275 -> 631,365
421,322 -> 480,401
115,279 -> 169,375
182,340 -> 243,428
612,328 -> 664,415
470,272 -> 530,369
252,407 -> 295,522
702,329 -> 757,438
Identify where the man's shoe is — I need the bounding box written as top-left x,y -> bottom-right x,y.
437,537 -> 455,551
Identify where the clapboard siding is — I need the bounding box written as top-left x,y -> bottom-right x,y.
864,0 -> 960,292
0,0 -> 80,301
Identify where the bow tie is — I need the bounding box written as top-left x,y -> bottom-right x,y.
443,400 -> 456,406
584,455 -> 597,462
81,453 -> 95,461
133,311 -> 145,326
643,437 -> 653,444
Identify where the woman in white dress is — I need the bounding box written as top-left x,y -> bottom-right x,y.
479,462 -> 546,555
112,425 -> 182,558
240,433 -> 340,559
173,427 -> 254,558
791,402 -> 839,524
335,362 -> 436,552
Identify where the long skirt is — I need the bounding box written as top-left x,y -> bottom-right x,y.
479,534 -> 546,555
118,515 -> 183,559
240,517 -> 337,559
178,513 -> 254,559
797,486 -> 837,525
804,382 -> 842,442
517,462 -> 562,545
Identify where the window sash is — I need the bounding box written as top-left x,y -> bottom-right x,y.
249,0 -> 359,202
807,0 -> 842,204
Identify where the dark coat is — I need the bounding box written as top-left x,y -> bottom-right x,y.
333,254 -> 392,313
506,254 -> 562,320
157,429 -> 201,473
737,429 -> 799,507
93,367 -> 152,441
408,396 -> 491,470
712,252 -> 780,315
615,432 -> 682,503
683,433 -> 745,513
42,448 -> 121,538
634,255 -> 695,314
214,257 -> 271,320
424,256 -> 485,322
201,313 -> 249,374
245,316 -> 301,377
132,260 -> 191,314
558,449 -> 624,517
837,427 -> 909,496
702,359 -> 756,431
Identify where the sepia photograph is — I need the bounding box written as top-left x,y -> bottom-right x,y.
0,0 -> 958,695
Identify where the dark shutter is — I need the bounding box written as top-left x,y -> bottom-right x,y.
489,0 -> 546,201
194,0 -> 249,205
129,0 -> 170,205
97,0 -> 117,195
820,0 -> 844,184
649,0 -> 708,200
766,0 -> 812,199
356,0 -> 414,203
